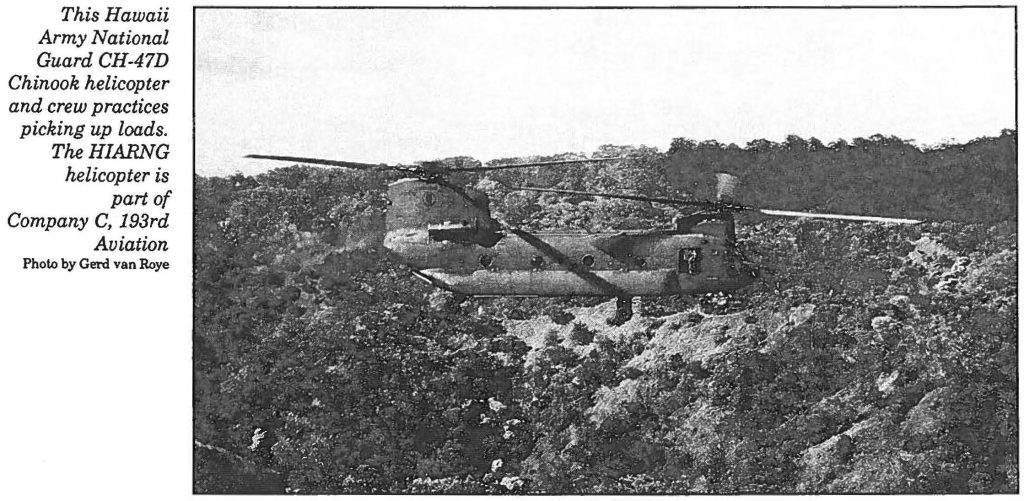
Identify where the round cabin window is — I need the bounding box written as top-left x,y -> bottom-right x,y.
479,254 -> 493,268
531,255 -> 544,269
581,254 -> 595,267
423,192 -> 436,206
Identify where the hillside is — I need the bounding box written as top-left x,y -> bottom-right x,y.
193,133 -> 1017,493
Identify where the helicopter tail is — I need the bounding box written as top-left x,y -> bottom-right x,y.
715,172 -> 739,202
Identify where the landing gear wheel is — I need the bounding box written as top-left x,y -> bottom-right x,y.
607,296 -> 634,326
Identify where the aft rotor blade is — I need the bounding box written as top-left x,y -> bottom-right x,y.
759,209 -> 922,224
246,154 -> 410,172
514,186 -> 751,211
454,157 -> 625,172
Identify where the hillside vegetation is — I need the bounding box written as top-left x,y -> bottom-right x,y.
194,132 -> 1017,493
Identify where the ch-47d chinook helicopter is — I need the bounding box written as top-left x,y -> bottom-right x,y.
248,154 -> 921,324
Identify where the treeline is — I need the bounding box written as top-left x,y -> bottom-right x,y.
448,131 -> 1015,234
663,131 -> 1016,223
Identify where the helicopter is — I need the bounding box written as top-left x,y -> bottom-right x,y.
247,153 -> 921,324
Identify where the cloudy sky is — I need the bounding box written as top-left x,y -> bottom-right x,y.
195,8 -> 1015,176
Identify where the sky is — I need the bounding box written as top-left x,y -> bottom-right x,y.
195,8 -> 1015,176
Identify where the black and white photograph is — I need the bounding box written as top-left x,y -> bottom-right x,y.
193,6 -> 1017,494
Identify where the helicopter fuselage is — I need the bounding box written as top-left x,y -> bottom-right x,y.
245,156 -> 914,319
384,176 -> 756,298
384,227 -> 756,297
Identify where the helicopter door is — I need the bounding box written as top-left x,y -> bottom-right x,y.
680,248 -> 702,275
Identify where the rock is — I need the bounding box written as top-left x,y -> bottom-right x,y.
488,397 -> 507,412
826,452 -> 914,493
844,416 -> 883,440
797,416 -> 882,491
888,295 -> 911,310
906,235 -> 980,291
901,387 -> 953,448
663,402 -> 728,469
907,235 -> 956,270
627,312 -> 746,369
749,303 -> 820,355
789,303 -> 817,326
875,370 -> 899,395
504,297 -> 652,364
871,315 -> 897,332
962,249 -> 1017,293
798,434 -> 855,489
587,379 -> 642,429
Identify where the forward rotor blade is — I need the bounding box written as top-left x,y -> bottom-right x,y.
455,157 -> 625,172
513,186 -> 751,211
246,154 -> 409,172
759,209 -> 921,224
